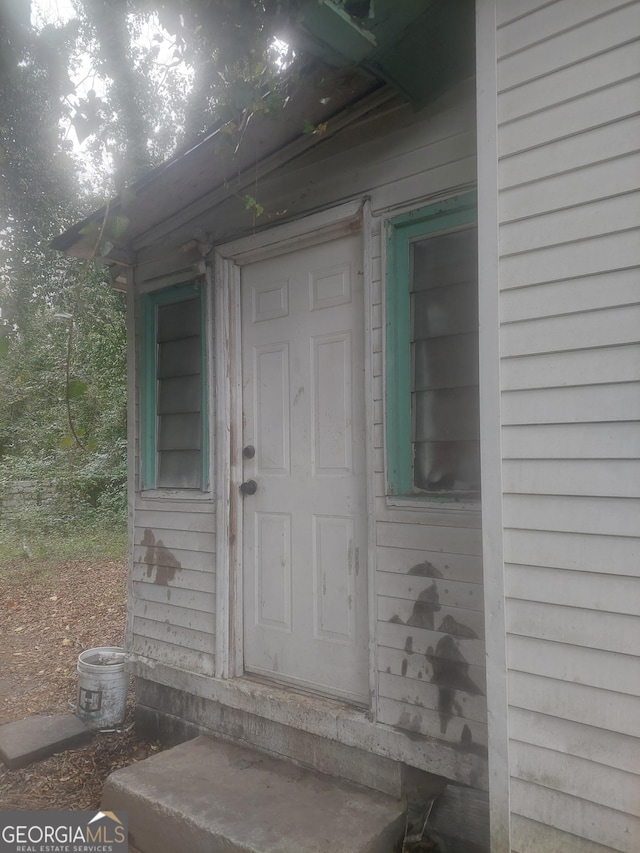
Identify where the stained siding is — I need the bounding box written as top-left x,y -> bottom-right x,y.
240,84 -> 485,761
496,1 -> 640,850
129,81 -> 484,780
362,85 -> 486,760
129,284 -> 216,678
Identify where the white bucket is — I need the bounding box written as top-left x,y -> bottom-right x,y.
76,647 -> 128,729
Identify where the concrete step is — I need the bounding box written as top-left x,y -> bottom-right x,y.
0,714 -> 93,770
102,735 -> 406,853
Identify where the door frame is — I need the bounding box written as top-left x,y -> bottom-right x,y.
212,199 -> 377,708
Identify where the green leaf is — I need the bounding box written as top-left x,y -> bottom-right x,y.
111,214 -> 129,238
59,435 -> 75,450
67,379 -> 88,399
0,338 -> 8,357
79,221 -> 100,237
302,119 -> 316,134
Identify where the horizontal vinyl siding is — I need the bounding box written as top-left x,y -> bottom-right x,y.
508,706 -> 640,776
502,382 -> 640,424
501,345 -> 640,392
500,267 -> 640,322
507,635 -> 640,695
505,564 -> 640,614
497,2 -> 640,92
510,814 -> 619,853
497,1 -> 640,850
502,421 -> 640,458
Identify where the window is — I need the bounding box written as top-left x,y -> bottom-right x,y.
141,282 -> 208,490
385,192 -> 479,498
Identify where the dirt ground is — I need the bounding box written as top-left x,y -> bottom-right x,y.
0,557 -> 158,809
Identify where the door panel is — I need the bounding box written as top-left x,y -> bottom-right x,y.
254,343 -> 290,473
255,511 -> 291,630
241,233 -> 368,704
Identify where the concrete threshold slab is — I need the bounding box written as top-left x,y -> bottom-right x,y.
0,714 -> 94,770
103,735 -> 406,853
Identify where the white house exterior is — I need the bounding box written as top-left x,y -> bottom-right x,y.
125,71 -> 489,790
478,2 -> 640,851
55,2 -> 640,850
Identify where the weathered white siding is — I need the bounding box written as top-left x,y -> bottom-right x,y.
495,1 -> 640,850
128,283 -> 216,678
128,79 -> 485,783
360,86 -> 486,764
130,499 -> 215,676
245,82 -> 485,773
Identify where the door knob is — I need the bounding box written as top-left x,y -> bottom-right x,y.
240,479 -> 258,495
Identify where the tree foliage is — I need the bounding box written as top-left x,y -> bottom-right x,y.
0,0 -> 319,535
0,1 -> 132,532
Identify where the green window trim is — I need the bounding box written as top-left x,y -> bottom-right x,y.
385,191 -> 477,497
140,281 -> 209,491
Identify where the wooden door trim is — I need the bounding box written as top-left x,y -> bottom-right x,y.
214,253 -> 243,678
213,199 -> 364,266
214,200 -> 369,685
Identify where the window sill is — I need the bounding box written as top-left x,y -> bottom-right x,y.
386,494 -> 480,514
139,488 -> 213,501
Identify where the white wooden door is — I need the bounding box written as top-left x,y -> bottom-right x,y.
240,233 -> 368,704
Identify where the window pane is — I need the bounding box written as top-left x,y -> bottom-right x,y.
413,333 -> 478,390
152,290 -> 203,490
413,230 -> 477,290
412,281 -> 477,338
158,375 -> 201,414
411,225 -> 478,493
414,440 -> 480,492
158,336 -> 201,379
413,387 -> 479,442
158,412 -> 201,451
158,450 -> 202,489
157,297 -> 200,341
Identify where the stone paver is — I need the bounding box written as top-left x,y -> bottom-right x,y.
0,713 -> 94,770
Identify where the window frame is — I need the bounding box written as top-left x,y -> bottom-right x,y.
140,281 -> 209,492
384,191 -> 478,499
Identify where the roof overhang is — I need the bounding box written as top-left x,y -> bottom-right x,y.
52,61 -> 385,276
53,1 -> 475,276
296,0 -> 475,106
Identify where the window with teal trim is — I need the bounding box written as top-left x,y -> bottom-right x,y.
141,282 -> 208,490
385,192 -> 479,498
